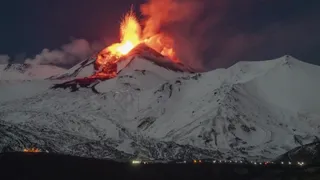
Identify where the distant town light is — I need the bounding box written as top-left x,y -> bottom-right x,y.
132,160 -> 141,164
23,148 -> 41,153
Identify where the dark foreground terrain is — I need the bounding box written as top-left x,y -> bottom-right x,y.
0,153 -> 320,180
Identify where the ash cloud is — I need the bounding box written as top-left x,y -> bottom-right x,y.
140,0 -> 320,70
140,0 -> 206,70
25,39 -> 104,67
0,55 -> 10,64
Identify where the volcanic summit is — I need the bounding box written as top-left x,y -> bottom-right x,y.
51,43 -> 195,92
51,9 -> 195,89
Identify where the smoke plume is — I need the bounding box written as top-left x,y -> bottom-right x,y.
140,0 -> 204,38
140,0 -> 320,70
141,0 -> 225,68
25,39 -> 104,67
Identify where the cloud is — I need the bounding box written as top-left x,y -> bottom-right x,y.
139,0 -> 240,70
140,0 -> 204,38
25,39 -> 104,67
0,55 -> 10,64
140,0 -> 320,70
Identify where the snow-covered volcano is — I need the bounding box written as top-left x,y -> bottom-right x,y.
1,53 -> 320,161
53,43 -> 195,81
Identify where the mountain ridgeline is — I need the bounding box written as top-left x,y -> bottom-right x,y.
0,49 -> 320,162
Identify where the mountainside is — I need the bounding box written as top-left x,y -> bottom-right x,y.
0,63 -> 66,103
0,54 -> 320,161
0,63 -> 66,80
276,142 -> 320,164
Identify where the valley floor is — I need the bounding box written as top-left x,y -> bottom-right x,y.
0,153 -> 319,180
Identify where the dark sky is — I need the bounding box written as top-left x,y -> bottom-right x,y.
0,0 -> 319,69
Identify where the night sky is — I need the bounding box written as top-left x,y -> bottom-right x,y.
0,0 -> 319,70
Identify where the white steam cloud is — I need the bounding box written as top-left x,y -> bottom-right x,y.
25,39 -> 103,67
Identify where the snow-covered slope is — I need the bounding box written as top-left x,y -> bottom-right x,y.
0,80 -> 55,103
275,141 -> 320,164
1,55 -> 320,161
0,63 -> 66,80
52,58 -> 96,80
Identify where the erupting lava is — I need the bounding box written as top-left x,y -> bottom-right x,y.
97,10 -> 141,65
94,9 -> 179,79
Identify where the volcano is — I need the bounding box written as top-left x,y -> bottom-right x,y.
51,43 -> 195,92
1,54 -> 320,161
52,9 -> 187,89
1,8 -> 320,162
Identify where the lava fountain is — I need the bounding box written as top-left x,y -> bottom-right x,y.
93,9 -> 179,79
96,10 -> 142,66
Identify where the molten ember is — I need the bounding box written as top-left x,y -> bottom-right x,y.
94,9 -> 179,79
23,148 -> 41,153
105,10 -> 141,58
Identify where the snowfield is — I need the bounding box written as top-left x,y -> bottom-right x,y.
1,54 -> 320,161
0,64 -> 66,80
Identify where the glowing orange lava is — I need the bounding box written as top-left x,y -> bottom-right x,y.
96,9 -> 179,67
109,10 -> 141,56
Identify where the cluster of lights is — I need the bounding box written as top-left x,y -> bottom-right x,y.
131,159 -> 306,167
193,160 -> 202,164
212,160 -> 243,164
280,161 -> 305,166
22,148 -> 49,153
297,162 -> 304,166
131,160 -> 152,165
23,148 -> 41,153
